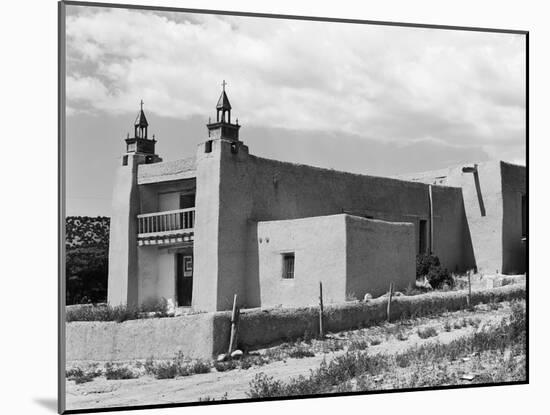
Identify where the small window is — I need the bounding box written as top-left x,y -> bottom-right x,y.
205,140 -> 213,153
231,142 -> 238,154
282,253 -> 295,279
122,155 -> 128,166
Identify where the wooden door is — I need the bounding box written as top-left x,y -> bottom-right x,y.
176,253 -> 193,307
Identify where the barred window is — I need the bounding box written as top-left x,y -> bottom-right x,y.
282,253 -> 295,279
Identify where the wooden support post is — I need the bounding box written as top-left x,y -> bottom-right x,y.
387,282 -> 394,322
319,282 -> 324,338
227,294 -> 239,357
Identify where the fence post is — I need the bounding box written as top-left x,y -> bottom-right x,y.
387,282 -> 394,322
227,294 -> 239,356
319,282 -> 324,338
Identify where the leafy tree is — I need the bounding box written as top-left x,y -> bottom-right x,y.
65,216 -> 110,304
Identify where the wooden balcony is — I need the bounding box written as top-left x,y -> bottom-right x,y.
137,208 -> 194,246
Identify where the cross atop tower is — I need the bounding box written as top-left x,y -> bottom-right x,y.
207,81 -> 241,142
122,100 -> 161,164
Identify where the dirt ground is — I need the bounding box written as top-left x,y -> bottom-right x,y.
65,302 -> 517,411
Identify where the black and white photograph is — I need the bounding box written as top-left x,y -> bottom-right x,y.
58,1 -> 527,413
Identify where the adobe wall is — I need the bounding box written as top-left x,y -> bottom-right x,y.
402,161 -> 526,274
257,215 -> 348,308
137,247 -> 188,306
501,162 -> 526,274
66,313 -> 216,361
107,154 -> 143,307
345,215 -> 415,299
193,140 -> 224,311
210,140 -> 473,310
67,284 -> 525,362
227,283 -> 525,352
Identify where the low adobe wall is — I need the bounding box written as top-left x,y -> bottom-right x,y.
66,312 -> 215,361
66,284 -> 525,362
215,283 -> 525,353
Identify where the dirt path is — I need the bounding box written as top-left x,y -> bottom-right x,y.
66,302 -> 514,411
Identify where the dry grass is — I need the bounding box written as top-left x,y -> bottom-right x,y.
247,300 -> 526,398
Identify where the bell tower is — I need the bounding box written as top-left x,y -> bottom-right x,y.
123,100 -> 162,164
206,81 -> 241,141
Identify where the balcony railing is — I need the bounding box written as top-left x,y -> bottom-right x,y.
137,208 -> 195,238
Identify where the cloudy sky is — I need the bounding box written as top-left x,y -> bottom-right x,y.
65,4 -> 526,216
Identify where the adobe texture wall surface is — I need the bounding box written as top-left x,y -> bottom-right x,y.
345,215 -> 415,299
401,160 -> 526,274
257,215 -> 348,308
203,140 -> 474,310
107,154 -> 143,307
67,284 -> 525,362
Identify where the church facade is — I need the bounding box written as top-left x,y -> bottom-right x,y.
107,85 -> 527,312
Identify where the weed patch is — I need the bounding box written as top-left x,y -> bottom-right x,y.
417,326 -> 438,339
247,302 -> 526,398
104,363 -> 138,380
145,352 -> 211,379
66,367 -> 102,384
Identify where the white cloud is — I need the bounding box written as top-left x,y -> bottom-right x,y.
65,6 -> 525,151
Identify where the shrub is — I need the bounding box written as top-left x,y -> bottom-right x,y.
287,345 -> 315,359
417,326 -> 438,339
489,301 -> 501,311
198,393 -> 228,402
444,321 -> 452,332
369,337 -> 382,346
396,331 -> 409,341
66,367 -> 102,384
66,304 -> 140,322
248,373 -> 286,398
240,355 -> 267,370
320,339 -> 345,353
416,254 -> 453,289
104,363 -> 138,380
66,299 -> 170,322
395,354 -> 411,368
348,338 -> 370,351
146,352 -> 211,379
214,360 -> 238,372
468,318 -> 481,328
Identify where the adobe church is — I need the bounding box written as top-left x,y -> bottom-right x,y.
107,84 -> 526,312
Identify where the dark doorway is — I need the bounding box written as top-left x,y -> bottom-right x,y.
180,194 -> 195,209
419,219 -> 428,254
176,253 -> 193,306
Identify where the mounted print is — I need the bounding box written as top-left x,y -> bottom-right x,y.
58,1 -> 528,413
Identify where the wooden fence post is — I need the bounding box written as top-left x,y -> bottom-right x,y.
319,282 -> 324,338
227,294 -> 239,356
387,282 -> 394,322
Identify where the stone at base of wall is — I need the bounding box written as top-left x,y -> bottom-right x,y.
66,283 -> 525,362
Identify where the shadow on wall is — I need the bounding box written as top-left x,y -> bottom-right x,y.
501,162 -> 527,274
246,223 -> 261,308
460,192 -> 478,273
